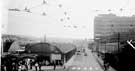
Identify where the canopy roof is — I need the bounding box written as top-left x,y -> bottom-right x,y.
25,43 -> 62,54
8,41 -> 25,52
51,42 -> 77,53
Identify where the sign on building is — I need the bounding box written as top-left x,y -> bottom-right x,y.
51,54 -> 61,60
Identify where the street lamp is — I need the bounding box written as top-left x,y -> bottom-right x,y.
110,24 -> 120,53
94,37 -> 101,55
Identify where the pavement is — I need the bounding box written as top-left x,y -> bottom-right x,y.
92,52 -> 117,71
28,66 -> 64,71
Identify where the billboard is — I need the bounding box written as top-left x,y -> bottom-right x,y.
51,54 -> 61,60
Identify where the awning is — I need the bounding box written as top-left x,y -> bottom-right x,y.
25,43 -> 62,54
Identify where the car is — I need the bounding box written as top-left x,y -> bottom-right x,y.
84,53 -> 87,56
75,51 -> 81,55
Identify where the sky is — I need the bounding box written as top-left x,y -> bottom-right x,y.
2,0 -> 135,39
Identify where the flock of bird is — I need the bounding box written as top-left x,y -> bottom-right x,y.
8,0 -> 85,29
8,0 -> 135,29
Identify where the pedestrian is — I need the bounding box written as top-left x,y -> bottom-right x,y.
19,61 -> 22,65
18,65 -> 21,71
2,61 -> 7,71
30,59 -> 33,69
38,62 -> 42,71
103,53 -> 110,71
53,61 -> 56,70
27,58 -> 31,69
35,62 -> 38,71
24,62 -> 28,70
1,65 -> 5,71
63,65 -> 66,70
12,62 -> 16,71
3,65 -> 7,71
45,60 -> 49,66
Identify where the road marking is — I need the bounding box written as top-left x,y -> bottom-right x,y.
84,67 -> 87,70
77,67 -> 81,70
72,67 -> 76,70
95,67 -> 98,70
89,67 -> 92,70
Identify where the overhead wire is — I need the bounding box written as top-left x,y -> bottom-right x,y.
8,0 -> 135,29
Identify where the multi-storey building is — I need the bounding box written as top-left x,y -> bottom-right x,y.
94,14 -> 135,53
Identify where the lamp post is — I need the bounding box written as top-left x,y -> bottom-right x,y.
94,37 -> 101,56
117,32 -> 120,53
1,39 -> 3,55
110,24 -> 120,53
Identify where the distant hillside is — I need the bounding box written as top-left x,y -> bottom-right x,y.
2,34 -> 91,50
2,34 -> 40,41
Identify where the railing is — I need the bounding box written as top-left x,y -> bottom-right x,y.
127,40 -> 135,49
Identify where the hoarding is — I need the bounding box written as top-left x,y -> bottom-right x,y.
51,54 -> 61,60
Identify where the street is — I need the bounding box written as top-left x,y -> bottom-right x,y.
31,49 -> 104,71
64,48 -> 104,71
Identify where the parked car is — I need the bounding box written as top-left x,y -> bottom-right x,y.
75,51 -> 81,55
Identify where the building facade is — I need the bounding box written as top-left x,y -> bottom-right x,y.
94,14 -> 135,53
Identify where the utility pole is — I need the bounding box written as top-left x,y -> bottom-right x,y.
105,38 -> 107,53
1,39 -> 3,55
118,32 -> 120,53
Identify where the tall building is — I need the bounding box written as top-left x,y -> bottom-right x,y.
94,14 -> 135,53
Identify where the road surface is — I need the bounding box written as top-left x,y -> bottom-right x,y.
64,48 -> 104,71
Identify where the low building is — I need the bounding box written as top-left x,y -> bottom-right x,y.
25,42 -> 77,65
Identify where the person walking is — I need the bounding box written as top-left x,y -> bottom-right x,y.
3,65 -> 7,71
18,65 -> 22,71
38,62 -> 42,71
53,61 -> 56,70
12,62 -> 16,71
35,62 -> 38,71
30,59 -> 33,69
